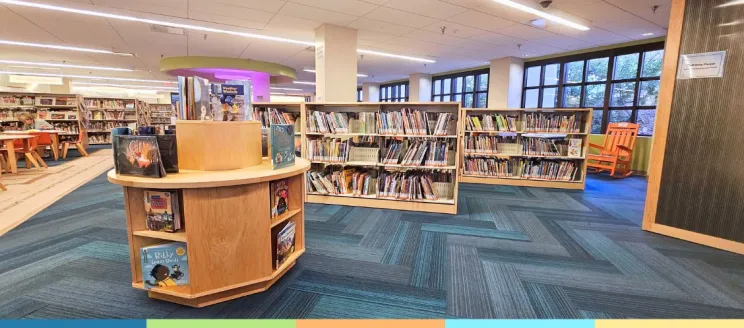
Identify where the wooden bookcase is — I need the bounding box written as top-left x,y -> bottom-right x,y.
144,103 -> 175,128
300,102 -> 461,215
253,102 -> 304,158
83,97 -> 139,144
107,121 -> 310,307
459,108 -> 591,190
0,92 -> 87,144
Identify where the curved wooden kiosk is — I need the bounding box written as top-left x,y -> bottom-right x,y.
108,120 -> 310,307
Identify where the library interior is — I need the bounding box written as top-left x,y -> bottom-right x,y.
0,0 -> 743,320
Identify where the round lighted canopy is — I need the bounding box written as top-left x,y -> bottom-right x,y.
159,56 -> 297,84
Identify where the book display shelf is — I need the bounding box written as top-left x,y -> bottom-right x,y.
145,103 -> 175,127
459,108 -> 592,190
301,102 -> 461,215
0,92 -> 86,140
108,120 -> 310,308
83,97 -> 139,144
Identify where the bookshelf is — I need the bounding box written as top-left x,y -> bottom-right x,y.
459,108 -> 592,190
146,103 -> 175,127
252,102 -> 303,157
0,92 -> 87,146
301,102 -> 461,215
107,120 -> 310,308
83,97 -> 139,144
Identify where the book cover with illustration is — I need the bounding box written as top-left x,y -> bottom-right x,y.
145,190 -> 181,232
140,243 -> 189,290
275,221 -> 296,269
210,84 -> 247,121
114,136 -> 166,178
568,138 -> 583,157
270,124 -> 295,169
270,179 -> 289,218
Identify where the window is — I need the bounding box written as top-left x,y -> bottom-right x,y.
380,82 -> 409,102
432,69 -> 489,108
357,87 -> 362,102
521,42 -> 664,135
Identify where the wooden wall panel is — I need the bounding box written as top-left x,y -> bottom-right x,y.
655,0 -> 744,242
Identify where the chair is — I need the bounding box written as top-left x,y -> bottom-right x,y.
0,153 -> 6,191
587,122 -> 639,178
30,132 -> 53,158
4,135 -> 48,169
62,130 -> 89,159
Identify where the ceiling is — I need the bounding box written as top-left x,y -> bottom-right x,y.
0,0 -> 671,93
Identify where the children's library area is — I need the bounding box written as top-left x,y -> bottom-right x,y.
1,0 -> 743,323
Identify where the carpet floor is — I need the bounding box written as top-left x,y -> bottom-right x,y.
1,174 -> 743,319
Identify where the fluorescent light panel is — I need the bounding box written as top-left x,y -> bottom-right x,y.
293,81 -> 316,85
718,0 -> 744,7
0,39 -> 133,56
270,87 -> 303,91
0,59 -> 133,71
303,68 -> 368,78
0,70 -> 176,83
71,82 -> 177,90
0,0 -> 436,63
491,0 -> 590,31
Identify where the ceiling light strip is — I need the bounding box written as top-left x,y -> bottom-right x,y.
70,82 -> 177,90
0,70 -> 176,83
303,68 -> 368,78
0,59 -> 133,71
0,40 -> 133,56
491,0 -> 590,31
293,81 -> 316,85
270,87 -> 304,91
0,0 -> 436,63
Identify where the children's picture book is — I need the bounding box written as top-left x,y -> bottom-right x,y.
270,179 -> 289,218
140,243 -> 189,290
568,138 -> 583,157
156,135 -> 179,173
270,124 -> 295,169
210,84 -> 247,121
145,190 -> 181,232
114,136 -> 166,178
276,221 -> 296,268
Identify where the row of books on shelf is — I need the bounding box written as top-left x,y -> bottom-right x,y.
307,110 -> 361,134
306,138 -> 350,163
1,95 -> 76,107
52,122 -> 80,134
463,158 -> 580,181
91,111 -> 135,120
466,114 -> 518,132
85,99 -> 135,109
378,110 -> 453,136
0,110 -> 78,121
252,108 -> 298,127
382,140 -> 451,166
89,121 -> 132,132
306,167 -> 453,200
464,136 -> 583,157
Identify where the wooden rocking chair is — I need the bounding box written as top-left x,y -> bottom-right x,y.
587,122 -> 639,178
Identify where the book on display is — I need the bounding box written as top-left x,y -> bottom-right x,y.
140,242 -> 189,290
270,179 -> 290,218
275,221 -> 296,269
114,135 -> 167,178
144,190 -> 182,232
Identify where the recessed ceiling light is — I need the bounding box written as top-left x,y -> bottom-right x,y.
293,81 -> 316,85
0,0 -> 436,63
270,87 -> 303,91
303,68 -> 368,78
492,0 -> 590,31
0,39 -> 133,56
0,70 -> 176,83
0,59 -> 133,71
641,32 -> 655,36
70,82 -> 177,90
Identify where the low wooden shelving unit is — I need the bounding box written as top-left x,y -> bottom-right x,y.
83,97 -> 139,144
301,102 -> 461,215
108,120 -> 310,308
459,108 -> 591,190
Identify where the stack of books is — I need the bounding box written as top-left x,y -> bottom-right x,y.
307,111 -> 349,133
306,137 -> 349,163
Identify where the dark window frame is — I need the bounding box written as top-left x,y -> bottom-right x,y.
522,42 -> 664,135
357,87 -> 362,102
380,81 -> 409,102
431,68 -> 489,108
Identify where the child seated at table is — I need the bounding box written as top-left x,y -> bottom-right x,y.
18,113 -> 53,130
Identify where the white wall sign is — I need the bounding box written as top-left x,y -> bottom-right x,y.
677,51 -> 726,79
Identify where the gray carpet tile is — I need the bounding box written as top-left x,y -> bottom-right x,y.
1,173 -> 744,318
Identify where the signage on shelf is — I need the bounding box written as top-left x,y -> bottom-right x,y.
677,51 -> 726,79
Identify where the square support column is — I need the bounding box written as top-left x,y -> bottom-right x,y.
362,83 -> 379,102
409,73 -> 432,102
488,57 -> 524,108
315,24 -> 358,102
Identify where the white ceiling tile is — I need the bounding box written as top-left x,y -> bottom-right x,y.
518,41 -> 566,56
207,0 -> 288,13
603,0 -> 671,28
421,21 -> 486,39
383,0 -> 469,20
364,7 -> 439,29
446,10 -> 515,32
187,32 -> 249,58
357,30 -> 398,43
496,24 -> 557,40
475,1 -> 541,23
91,0 -> 188,18
439,0 -> 492,10
187,1 -> 273,28
241,39 -> 309,62
468,31 -> 524,46
530,35 -> 594,51
287,0 -> 379,16
0,8 -> 59,42
347,18 -> 416,36
279,3 -> 358,26
264,14 -> 322,33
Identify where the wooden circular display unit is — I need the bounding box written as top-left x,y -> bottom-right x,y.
108,120 -> 310,308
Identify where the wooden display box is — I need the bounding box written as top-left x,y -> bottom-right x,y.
109,159 -> 310,307
176,120 -> 262,171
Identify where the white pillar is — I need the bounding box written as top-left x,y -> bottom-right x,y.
314,24 -> 358,102
488,57 -> 524,108
362,83 -> 379,102
408,73 -> 432,102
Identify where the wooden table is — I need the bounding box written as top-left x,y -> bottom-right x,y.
0,134 -> 34,174
2,130 -> 63,160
